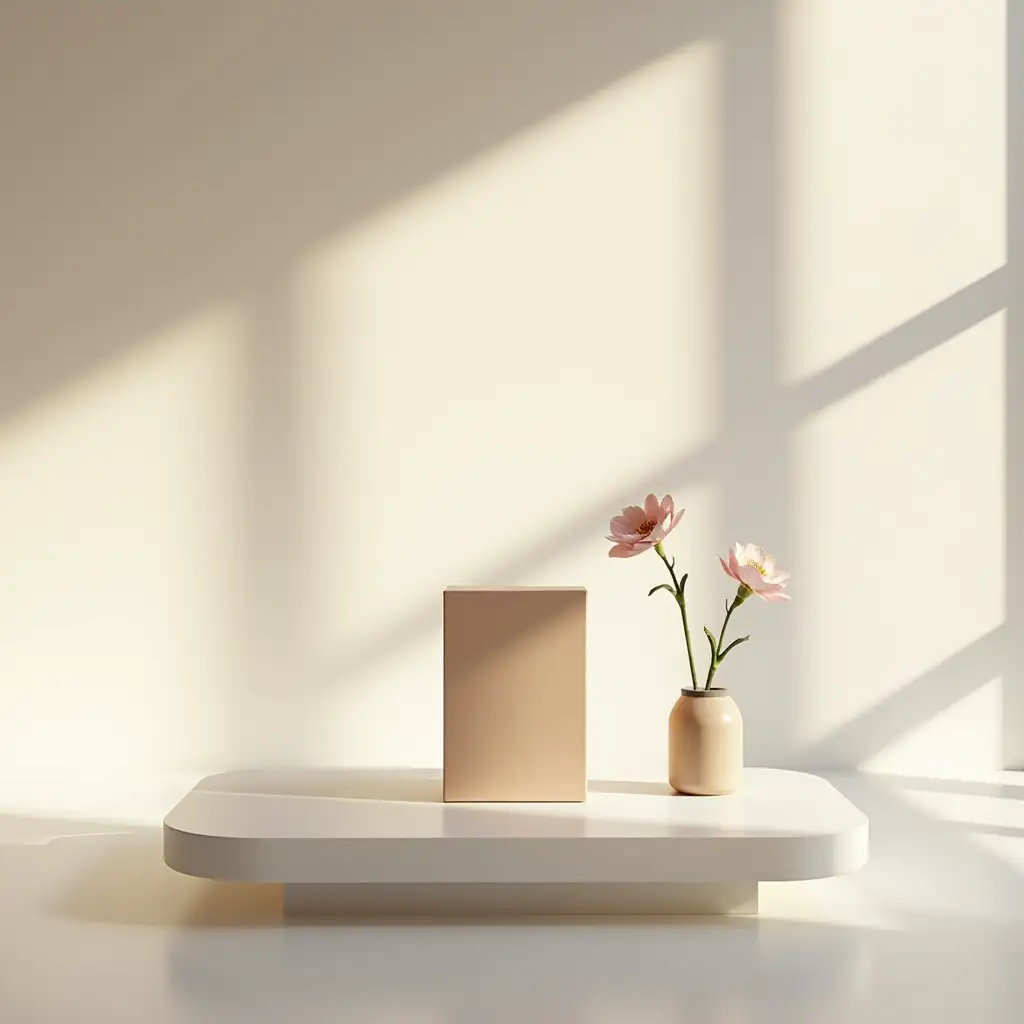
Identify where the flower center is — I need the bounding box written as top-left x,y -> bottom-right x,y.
637,519 -> 658,537
746,560 -> 767,576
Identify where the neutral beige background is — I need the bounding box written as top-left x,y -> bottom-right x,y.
0,1 -> 1013,804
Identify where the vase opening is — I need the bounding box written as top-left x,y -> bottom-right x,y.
680,687 -> 730,697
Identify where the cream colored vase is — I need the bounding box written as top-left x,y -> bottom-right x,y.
668,688 -> 743,795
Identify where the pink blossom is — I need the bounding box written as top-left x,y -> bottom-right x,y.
607,493 -> 685,558
719,542 -> 791,601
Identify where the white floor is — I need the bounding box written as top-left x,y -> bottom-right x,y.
2,771 -> 1024,1023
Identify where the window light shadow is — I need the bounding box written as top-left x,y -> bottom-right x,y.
795,627 -> 1005,768
0,0 -> 721,425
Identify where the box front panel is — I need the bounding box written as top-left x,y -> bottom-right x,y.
443,588 -> 586,802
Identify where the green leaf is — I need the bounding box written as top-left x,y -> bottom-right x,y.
703,626 -> 718,661
648,583 -> 675,598
720,635 -> 750,659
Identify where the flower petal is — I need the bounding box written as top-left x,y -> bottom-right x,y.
646,523 -> 667,545
720,555 -> 741,583
609,515 -> 635,537
622,505 -> 648,528
608,543 -> 640,558
662,508 -> 685,538
760,591 -> 791,602
737,563 -> 767,590
612,530 -> 648,544
644,493 -> 662,522
744,544 -> 767,567
729,546 -> 743,577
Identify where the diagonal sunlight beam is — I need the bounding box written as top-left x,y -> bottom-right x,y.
869,775 -> 1024,801
317,438 -> 723,686
788,267 -> 1007,421
311,16 -> 1009,722
318,269 -> 1007,694
796,626 -> 1006,768
0,0 -> 725,427
828,771 -> 1024,927
953,822 -> 1024,839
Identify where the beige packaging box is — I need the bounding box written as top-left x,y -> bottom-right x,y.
443,587 -> 586,803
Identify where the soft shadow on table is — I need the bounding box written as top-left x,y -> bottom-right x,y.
196,768 -> 444,803
22,825 -> 285,928
588,779 -> 676,797
199,769 -> 679,802
180,770 -> 778,839
0,812 -> 134,846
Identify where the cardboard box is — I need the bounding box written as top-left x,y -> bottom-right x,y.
443,587 -> 586,802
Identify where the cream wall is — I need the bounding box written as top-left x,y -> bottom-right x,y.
0,1 -> 1011,801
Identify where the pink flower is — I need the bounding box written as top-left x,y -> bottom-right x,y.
719,542 -> 791,601
607,493 -> 685,558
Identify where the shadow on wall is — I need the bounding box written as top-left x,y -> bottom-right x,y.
1005,0 -> 1024,766
0,0 -> 721,419
1,0 -> 725,767
796,625 -> 1007,768
0,1 -> 1014,770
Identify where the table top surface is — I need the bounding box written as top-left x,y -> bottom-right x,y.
165,767 -> 865,841
163,768 -> 869,883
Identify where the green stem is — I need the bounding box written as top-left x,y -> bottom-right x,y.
705,587 -> 750,689
656,543 -> 698,691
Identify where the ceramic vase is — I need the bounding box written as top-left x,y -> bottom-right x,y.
668,687 -> 743,795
